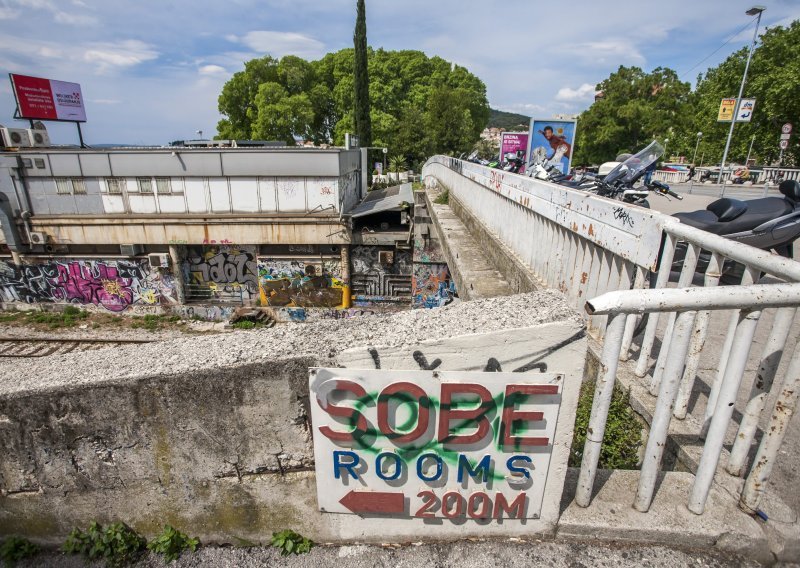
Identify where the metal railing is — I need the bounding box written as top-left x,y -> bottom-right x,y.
652,170 -> 689,184
581,284 -> 800,515
422,155 -> 800,515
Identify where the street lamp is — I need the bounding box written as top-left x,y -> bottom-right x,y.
692,132 -> 703,164
664,138 -> 669,161
720,5 -> 765,197
196,129 -> 203,140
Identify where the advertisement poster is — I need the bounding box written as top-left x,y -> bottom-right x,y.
10,74 -> 87,122
527,119 -> 577,175
717,98 -> 736,121
499,132 -> 529,173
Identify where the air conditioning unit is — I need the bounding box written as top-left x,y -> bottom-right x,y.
378,250 -> 394,265
120,244 -> 143,256
28,128 -> 51,147
0,127 -> 32,148
148,253 -> 170,268
29,231 -> 46,245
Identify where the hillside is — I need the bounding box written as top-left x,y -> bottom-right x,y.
488,108 -> 530,131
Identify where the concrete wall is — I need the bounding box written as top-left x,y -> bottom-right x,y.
0,321 -> 586,544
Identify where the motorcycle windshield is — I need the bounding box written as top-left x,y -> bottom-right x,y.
603,141 -> 665,185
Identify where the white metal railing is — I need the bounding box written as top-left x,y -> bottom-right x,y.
422,155 -> 800,515
758,167 -> 800,184
652,170 -> 689,184
581,284 -> 800,515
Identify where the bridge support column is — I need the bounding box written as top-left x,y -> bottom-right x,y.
168,245 -> 187,305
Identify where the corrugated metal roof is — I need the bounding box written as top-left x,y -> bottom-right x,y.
349,183 -> 413,218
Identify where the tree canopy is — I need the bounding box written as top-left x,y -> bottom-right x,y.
574,20 -> 800,167
216,49 -> 490,167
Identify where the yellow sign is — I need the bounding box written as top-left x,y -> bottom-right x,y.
718,98 -> 736,122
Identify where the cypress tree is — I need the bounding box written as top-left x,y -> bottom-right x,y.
353,0 -> 372,149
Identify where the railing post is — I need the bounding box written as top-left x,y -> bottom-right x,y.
620,266 -> 647,361
634,310 -> 697,512
674,252 -> 723,419
740,340 -> 800,512
727,306 -> 798,476
689,309 -> 762,515
636,234 -> 677,377
576,312 -> 627,508
649,243 -> 700,395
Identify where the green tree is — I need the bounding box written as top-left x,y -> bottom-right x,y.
690,21 -> 800,166
353,0 -> 372,148
574,66 -> 691,165
217,56 -> 280,139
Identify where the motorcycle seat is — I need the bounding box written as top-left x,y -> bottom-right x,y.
674,197 -> 794,235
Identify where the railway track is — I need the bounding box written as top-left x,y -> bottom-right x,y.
0,337 -> 154,358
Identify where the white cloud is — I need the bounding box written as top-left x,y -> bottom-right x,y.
8,0 -> 95,25
0,6 -> 20,19
90,98 -> 121,105
565,40 -> 646,66
555,83 -> 597,103
199,64 -> 227,77
83,40 -> 158,73
231,30 -> 325,59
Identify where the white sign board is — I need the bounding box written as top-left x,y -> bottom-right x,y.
782,123 -> 793,134
310,368 -> 565,520
736,98 -> 756,122
780,139 -> 789,150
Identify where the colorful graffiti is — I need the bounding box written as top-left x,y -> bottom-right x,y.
258,259 -> 344,307
412,263 -> 455,309
350,246 -> 412,300
413,237 -> 446,264
170,304 -> 235,322
0,259 -> 177,312
183,244 -> 259,302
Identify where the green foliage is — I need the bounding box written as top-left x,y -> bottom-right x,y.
487,107 -> 530,130
63,521 -> 146,567
570,380 -> 643,470
434,188 -> 450,205
0,536 -> 39,564
216,49 -> 489,162
388,155 -> 408,172
147,525 -> 199,563
24,306 -> 90,328
232,320 -> 256,329
574,66 -> 691,165
270,530 -> 314,556
354,0 -> 372,149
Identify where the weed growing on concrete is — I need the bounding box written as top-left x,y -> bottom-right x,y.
24,306 -> 90,328
0,536 -> 39,564
569,379 -> 643,470
147,525 -> 199,563
232,320 -> 257,329
270,529 -> 314,556
434,188 -> 450,204
62,521 -> 146,567
0,310 -> 23,323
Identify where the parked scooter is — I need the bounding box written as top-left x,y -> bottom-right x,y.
670,179 -> 800,281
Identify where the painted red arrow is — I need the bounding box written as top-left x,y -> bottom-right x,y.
339,490 -> 405,514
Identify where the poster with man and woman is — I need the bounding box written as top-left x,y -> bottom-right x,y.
527,118 -> 577,175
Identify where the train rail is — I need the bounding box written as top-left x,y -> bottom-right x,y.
0,337 -> 154,358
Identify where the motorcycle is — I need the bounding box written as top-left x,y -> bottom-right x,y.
670,178 -> 800,281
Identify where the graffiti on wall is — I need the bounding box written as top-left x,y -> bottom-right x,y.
350,245 -> 412,300
0,259 -> 177,312
413,237 -> 446,264
183,244 -> 259,302
258,258 -> 344,307
412,263 -> 455,309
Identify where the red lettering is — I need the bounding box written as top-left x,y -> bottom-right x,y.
501,385 -> 557,448
441,491 -> 465,518
317,380 -> 369,442
494,492 -> 527,519
377,382 -> 430,443
414,490 -> 438,518
437,383 -> 493,444
468,492 -> 492,519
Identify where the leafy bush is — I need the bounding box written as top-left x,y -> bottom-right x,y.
0,536 -> 39,564
434,188 -> 450,204
570,380 -> 643,469
232,320 -> 256,330
147,525 -> 199,563
63,521 -> 146,567
270,529 -> 313,556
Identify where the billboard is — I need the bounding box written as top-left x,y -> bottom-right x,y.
10,74 -> 87,122
527,118 -> 576,175
499,132 -> 529,173
717,98 -> 736,121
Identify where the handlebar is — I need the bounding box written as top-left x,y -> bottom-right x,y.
648,180 -> 683,200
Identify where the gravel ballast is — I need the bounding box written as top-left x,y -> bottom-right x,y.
0,290 -> 581,396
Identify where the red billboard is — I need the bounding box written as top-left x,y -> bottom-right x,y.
10,74 -> 87,122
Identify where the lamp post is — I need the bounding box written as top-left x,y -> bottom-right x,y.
720,5 -> 765,197
664,138 -> 669,161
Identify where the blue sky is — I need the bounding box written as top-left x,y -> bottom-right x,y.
1,0 -> 798,146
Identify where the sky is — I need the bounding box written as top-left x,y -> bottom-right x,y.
0,0 -> 798,146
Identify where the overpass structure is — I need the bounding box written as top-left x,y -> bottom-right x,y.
422,155 -> 800,559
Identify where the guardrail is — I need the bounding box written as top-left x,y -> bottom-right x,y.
422,155 -> 800,515
652,170 -> 689,184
